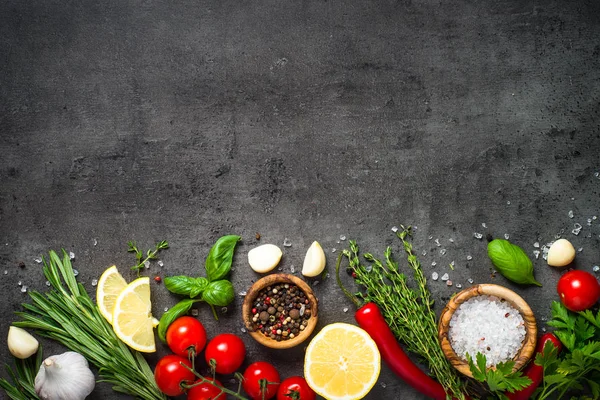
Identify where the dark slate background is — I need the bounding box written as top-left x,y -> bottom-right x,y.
1,1 -> 600,399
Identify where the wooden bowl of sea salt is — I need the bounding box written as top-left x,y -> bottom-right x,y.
438,284 -> 537,378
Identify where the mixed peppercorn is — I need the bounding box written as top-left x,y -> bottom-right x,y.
249,283 -> 312,341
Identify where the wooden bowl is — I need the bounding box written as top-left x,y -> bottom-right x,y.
438,284 -> 537,378
242,273 -> 319,349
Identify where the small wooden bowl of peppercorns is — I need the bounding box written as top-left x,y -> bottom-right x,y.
242,273 -> 318,349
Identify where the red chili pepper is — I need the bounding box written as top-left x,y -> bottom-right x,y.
354,302 -> 449,400
506,332 -> 563,400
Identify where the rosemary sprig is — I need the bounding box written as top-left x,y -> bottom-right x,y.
342,226 -> 466,400
128,240 -> 169,272
0,347 -> 42,400
13,250 -> 166,400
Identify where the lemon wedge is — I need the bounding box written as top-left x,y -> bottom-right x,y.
304,323 -> 380,400
112,277 -> 156,353
96,265 -> 128,324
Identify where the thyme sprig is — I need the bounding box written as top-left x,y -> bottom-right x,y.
13,250 -> 166,400
341,226 -> 466,400
128,240 -> 169,272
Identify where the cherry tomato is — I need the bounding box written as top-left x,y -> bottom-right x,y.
557,270 -> 600,311
187,377 -> 225,400
166,316 -> 207,357
154,354 -> 196,397
242,362 -> 280,400
276,376 -> 316,400
204,333 -> 246,374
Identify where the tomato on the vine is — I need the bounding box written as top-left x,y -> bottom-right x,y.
242,362 -> 280,400
204,333 -> 246,374
277,376 -> 316,400
166,316 -> 207,357
154,354 -> 195,397
557,270 -> 600,311
187,377 -> 225,400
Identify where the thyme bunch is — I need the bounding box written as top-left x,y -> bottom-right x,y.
342,226 -> 466,399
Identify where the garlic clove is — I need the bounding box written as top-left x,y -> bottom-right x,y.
547,238 -> 576,267
7,326 -> 39,359
302,241 -> 326,277
248,244 -> 283,273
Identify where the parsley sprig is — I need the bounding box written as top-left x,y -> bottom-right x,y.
534,301 -> 600,400
467,352 -> 532,399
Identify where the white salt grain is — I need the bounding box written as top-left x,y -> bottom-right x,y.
448,295 -> 526,367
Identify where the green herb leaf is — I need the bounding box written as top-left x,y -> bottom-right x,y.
157,298 -> 201,342
205,235 -> 241,282
202,280 -> 235,307
466,353 -> 487,382
164,276 -> 208,298
487,239 -> 541,286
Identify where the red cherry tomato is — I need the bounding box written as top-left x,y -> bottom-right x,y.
187,377 -> 225,400
204,333 -> 246,374
242,362 -> 280,400
557,270 -> 600,311
154,354 -> 195,397
276,376 -> 316,400
166,316 -> 207,357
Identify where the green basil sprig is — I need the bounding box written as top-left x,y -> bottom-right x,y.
157,235 -> 241,341
487,239 -> 542,287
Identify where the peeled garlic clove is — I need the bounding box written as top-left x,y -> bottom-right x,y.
7,326 -> 39,359
302,241 -> 326,277
547,239 -> 576,267
248,244 -> 283,273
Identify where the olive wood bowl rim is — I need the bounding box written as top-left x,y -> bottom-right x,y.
438,284 -> 537,378
242,273 -> 319,350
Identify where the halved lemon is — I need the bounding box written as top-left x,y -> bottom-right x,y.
304,323 -> 380,400
96,265 -> 128,324
112,277 -> 157,353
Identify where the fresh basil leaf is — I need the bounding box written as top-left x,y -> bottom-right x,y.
202,280 -> 235,306
487,239 -> 541,286
164,276 -> 208,298
205,235 -> 241,282
157,298 -> 201,342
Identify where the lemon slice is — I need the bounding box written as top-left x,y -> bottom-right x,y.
96,265 -> 128,324
304,323 -> 380,400
112,277 -> 156,353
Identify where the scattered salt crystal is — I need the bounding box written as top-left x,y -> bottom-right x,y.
69,251 -> 75,260
542,327 -> 547,332
533,250 -> 541,259
482,223 -> 487,228
466,255 -> 473,261
91,279 -> 98,286
144,261 -> 150,269
449,238 -> 455,243
441,273 -> 449,281
45,281 -> 51,286
593,266 -> 599,273
283,238 -> 292,247
343,307 -> 349,313
572,223 -> 582,235
440,248 -> 447,256
533,242 -> 540,248
221,307 -> 228,314
468,278 -> 474,284
332,248 -> 336,253
446,280 -> 453,286
474,232 -> 483,240
595,171 -> 600,179
20,286 -> 27,293
506,201 -> 511,205
428,235 -> 433,240
290,265 -> 295,273
449,295 -> 526,367
391,226 -> 399,233
164,307 -> 169,312
435,238 -> 441,247
432,272 -> 439,281
587,218 -> 592,226
380,382 -> 387,389
593,216 -> 598,220
158,260 -> 164,267
240,327 -> 247,333
450,261 -> 455,269
339,235 -> 346,241
34,257 -> 42,264
422,250 -> 427,256
504,233 -> 510,240
365,264 -> 373,272
578,247 -> 583,252
238,291 -> 247,296
191,309 -> 199,316
456,283 -> 462,288
93,238 -> 98,246
568,210 -> 574,218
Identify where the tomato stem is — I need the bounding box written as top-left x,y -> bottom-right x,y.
181,363 -> 250,399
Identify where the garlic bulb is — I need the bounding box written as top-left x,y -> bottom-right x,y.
35,352 -> 95,400
7,326 -> 39,359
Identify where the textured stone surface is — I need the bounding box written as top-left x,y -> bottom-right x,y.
1,0 -> 599,399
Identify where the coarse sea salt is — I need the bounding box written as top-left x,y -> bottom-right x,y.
449,295 -> 526,367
